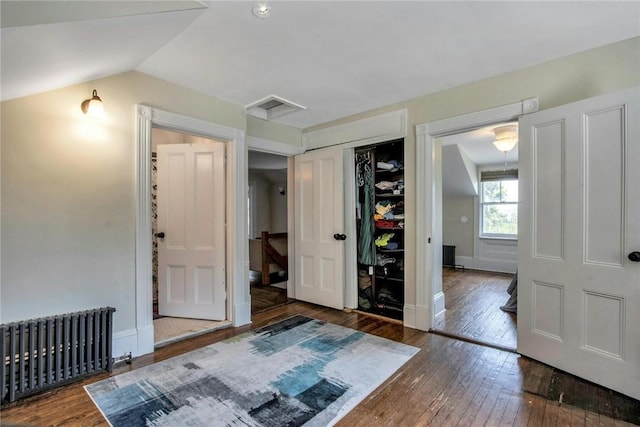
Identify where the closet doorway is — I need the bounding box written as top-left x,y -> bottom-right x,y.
434,124 -> 518,351
151,127 -> 230,347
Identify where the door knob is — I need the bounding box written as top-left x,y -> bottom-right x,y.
629,251 -> 640,262
333,234 -> 347,241
156,232 -> 165,239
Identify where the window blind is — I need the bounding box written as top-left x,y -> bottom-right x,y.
480,169 -> 518,182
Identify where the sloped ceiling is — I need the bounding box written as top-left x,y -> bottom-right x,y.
2,1 -> 639,129
442,144 -> 478,198
442,123 -> 519,198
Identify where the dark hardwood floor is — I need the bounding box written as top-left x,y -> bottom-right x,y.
249,270 -> 290,314
435,268 -> 517,350
2,301 -> 636,426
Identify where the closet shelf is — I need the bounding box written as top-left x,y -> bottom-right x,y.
356,138 -> 405,321
375,276 -> 403,283
375,168 -> 404,174
375,193 -> 404,198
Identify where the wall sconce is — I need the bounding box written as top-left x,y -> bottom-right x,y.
81,89 -> 104,117
492,125 -> 518,153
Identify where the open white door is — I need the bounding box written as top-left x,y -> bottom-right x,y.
518,87 -> 639,400
294,147 -> 345,310
157,142 -> 226,320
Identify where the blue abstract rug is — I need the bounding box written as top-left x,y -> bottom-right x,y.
85,315 -> 419,426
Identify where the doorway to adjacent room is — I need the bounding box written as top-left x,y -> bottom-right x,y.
248,150 -> 291,314
151,127 -> 231,346
432,123 -> 519,351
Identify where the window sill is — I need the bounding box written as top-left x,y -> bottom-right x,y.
479,236 -> 518,242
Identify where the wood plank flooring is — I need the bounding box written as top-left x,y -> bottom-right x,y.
435,268 -> 517,350
2,301 -> 637,426
250,269 -> 290,314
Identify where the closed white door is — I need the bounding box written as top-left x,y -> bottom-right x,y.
294,147 -> 345,310
518,87 -> 639,399
157,142 -> 226,320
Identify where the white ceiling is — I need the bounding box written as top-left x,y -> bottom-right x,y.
248,150 -> 287,170
442,123 -> 519,166
248,151 -> 288,185
1,1 -> 639,129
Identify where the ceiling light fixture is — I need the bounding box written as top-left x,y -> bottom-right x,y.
81,89 -> 104,117
492,124 -> 518,153
252,3 -> 271,19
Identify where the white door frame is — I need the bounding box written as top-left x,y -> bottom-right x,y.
134,105 -> 248,357
246,136 -> 304,298
414,98 -> 539,331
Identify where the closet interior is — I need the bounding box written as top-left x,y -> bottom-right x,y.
355,139 -> 405,320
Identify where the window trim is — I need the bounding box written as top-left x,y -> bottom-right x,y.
479,175 -> 518,239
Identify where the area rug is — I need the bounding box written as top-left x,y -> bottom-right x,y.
85,315 -> 419,426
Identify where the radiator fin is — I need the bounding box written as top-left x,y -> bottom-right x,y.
1,307 -> 116,404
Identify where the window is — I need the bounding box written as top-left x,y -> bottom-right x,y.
480,170 -> 518,238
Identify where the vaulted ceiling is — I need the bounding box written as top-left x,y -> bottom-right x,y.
2,1 -> 639,129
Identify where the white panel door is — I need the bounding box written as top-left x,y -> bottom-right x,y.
518,87 -> 639,399
294,147 -> 345,310
157,142 -> 226,320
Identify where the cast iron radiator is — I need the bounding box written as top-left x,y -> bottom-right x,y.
443,245 -> 456,267
1,306 -> 116,404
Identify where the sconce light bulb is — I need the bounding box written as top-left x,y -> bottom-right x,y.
81,89 -> 104,117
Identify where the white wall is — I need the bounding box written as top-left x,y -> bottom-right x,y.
1,38 -> 637,348
270,181 -> 287,233
304,37 -> 640,308
248,171 -> 272,237
442,197 -> 475,258
0,71 -> 300,349
248,170 -> 288,236
475,238 -> 517,273
443,195 -> 518,273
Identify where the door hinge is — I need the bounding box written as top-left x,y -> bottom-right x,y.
428,237 -> 431,244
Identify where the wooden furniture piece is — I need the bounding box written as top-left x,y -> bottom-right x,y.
249,231 -> 288,285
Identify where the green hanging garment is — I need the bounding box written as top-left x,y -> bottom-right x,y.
358,153 -> 376,265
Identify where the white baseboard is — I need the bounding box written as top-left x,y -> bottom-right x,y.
453,256 -> 516,274
433,291 -> 446,319
455,256 -> 474,270
113,324 -> 155,359
136,324 -> 155,357
234,301 -> 252,327
477,258 -> 517,274
112,327 -> 149,359
403,304 -> 416,329
414,304 -> 430,331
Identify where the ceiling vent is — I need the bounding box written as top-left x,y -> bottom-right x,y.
245,95 -> 306,120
